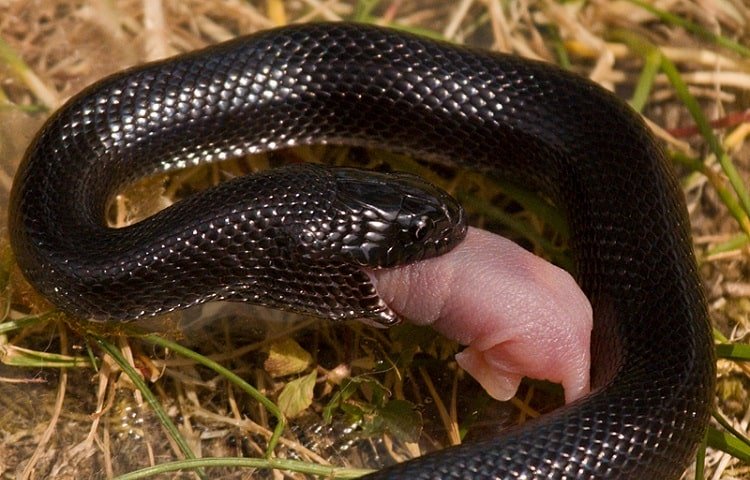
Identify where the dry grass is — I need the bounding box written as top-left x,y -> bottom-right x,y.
0,1 -> 749,479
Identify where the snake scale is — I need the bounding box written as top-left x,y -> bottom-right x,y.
9,23 -> 715,479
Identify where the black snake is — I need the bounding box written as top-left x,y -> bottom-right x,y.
8,23 -> 715,479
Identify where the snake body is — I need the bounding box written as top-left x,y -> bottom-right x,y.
9,23 -> 714,479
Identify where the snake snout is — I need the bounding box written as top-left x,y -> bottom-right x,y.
332,168 -> 467,268
392,176 -> 467,264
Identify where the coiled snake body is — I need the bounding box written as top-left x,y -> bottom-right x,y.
9,23 -> 714,479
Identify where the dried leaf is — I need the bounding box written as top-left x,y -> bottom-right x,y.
264,338 -> 312,377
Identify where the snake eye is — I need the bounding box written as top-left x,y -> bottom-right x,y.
411,217 -> 433,242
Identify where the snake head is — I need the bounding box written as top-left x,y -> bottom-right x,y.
330,168 -> 467,268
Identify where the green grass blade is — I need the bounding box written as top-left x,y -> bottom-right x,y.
659,57 -> 750,221
610,29 -> 750,237
113,456 -> 373,480
712,410 -> 750,450
0,36 -> 57,108
715,342 -> 750,361
626,0 -> 750,57
353,0 -> 381,22
671,152 -> 750,237
0,311 -> 59,335
694,430 -> 707,480
629,50 -> 662,113
1,344 -> 92,368
704,233 -> 749,257
140,333 -> 287,458
706,425 -> 750,463
95,336 -> 207,479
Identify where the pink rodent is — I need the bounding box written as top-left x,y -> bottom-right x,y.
372,227 -> 592,404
